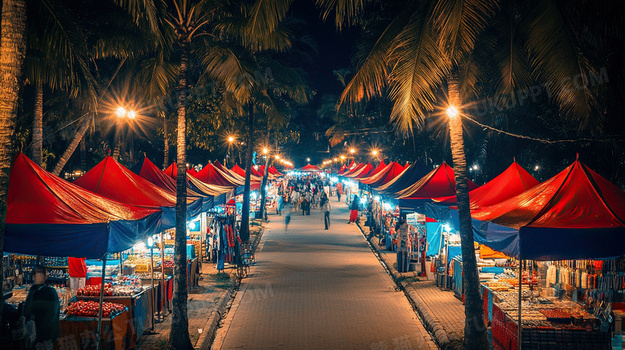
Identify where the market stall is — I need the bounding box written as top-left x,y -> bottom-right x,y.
3,153 -> 162,349
470,158 -> 625,349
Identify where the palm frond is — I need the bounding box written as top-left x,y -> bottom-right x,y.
491,3 -> 532,105
245,0 -> 293,36
25,0 -> 96,99
316,0 -> 371,30
387,8 -> 450,136
522,0 -> 599,126
325,124 -> 347,146
338,8 -> 415,107
136,52 -> 178,107
432,0 -> 499,63
197,39 -> 258,103
112,0 -> 165,41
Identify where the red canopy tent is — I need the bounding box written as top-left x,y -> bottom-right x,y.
139,157 -> 231,197
397,162 -> 479,209
433,161 -> 540,209
74,156 -> 180,228
301,164 -> 322,172
348,163 -> 374,179
471,158 -> 625,260
366,160 -> 387,178
192,162 -> 240,187
341,163 -> 364,177
337,164 -> 348,174
251,165 -> 264,177
229,164 -> 262,182
231,164 -> 246,177
268,166 -> 283,176
5,153 -> 161,258
360,162 -> 406,187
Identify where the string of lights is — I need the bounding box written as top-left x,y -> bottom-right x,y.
461,113 -> 625,144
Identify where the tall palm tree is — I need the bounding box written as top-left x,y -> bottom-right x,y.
0,0 -> 28,331
24,0 -> 95,167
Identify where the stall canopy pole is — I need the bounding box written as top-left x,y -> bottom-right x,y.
96,255 -> 107,350
443,232 -> 449,289
518,260 -> 523,350
160,232 -> 166,316
150,244 -> 155,331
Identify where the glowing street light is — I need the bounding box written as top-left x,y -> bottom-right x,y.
275,155 -> 280,160
263,147 -> 268,155
350,148 -> 356,154
116,107 -> 127,118
371,149 -> 379,156
228,136 -> 235,143
446,106 -> 459,118
306,157 -> 310,162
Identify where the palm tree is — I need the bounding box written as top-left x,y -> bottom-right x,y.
0,0 -> 28,331
24,0 -> 95,167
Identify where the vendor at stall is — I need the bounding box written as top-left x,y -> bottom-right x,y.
68,257 -> 87,290
23,267 -> 60,349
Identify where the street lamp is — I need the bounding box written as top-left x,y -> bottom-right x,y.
306,157 -> 310,163
446,106 -> 459,118
114,106 -> 137,161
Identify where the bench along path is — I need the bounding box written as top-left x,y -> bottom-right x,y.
212,199 -> 438,350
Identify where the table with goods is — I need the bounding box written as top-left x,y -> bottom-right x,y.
481,267 -> 611,350
61,300 -> 132,350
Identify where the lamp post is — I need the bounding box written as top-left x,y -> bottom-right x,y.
225,136 -> 235,167
113,106 -> 137,161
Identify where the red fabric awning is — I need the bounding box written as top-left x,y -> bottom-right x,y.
433,162 -> 540,209
7,153 -> 158,224
301,164 -> 322,172
74,156 -> 177,208
397,162 -> 479,200
472,159 -> 625,230
360,162 -> 406,186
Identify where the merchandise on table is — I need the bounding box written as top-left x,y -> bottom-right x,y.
76,282 -> 145,297
65,300 -> 126,318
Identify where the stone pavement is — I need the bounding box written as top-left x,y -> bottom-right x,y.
136,224 -> 264,350
212,199 -> 438,350
358,221 -> 466,350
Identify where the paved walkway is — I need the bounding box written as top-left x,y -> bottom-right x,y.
212,199 -> 437,350
364,224 -> 466,350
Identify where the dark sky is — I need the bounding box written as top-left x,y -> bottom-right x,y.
291,0 -> 358,97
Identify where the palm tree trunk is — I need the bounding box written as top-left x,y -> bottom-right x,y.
112,134 -> 122,160
240,102 -> 254,243
448,71 -> 488,349
169,42 -> 193,350
52,116 -> 90,176
0,0 -> 28,330
162,110 -> 169,169
32,82 -> 43,166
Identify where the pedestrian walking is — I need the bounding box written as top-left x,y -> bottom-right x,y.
284,210 -> 292,233
276,194 -> 284,215
349,194 -> 360,223
292,190 -> 301,211
321,196 -> 331,230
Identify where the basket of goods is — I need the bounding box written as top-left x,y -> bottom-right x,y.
484,281 -> 512,291
65,300 -> 125,318
539,308 -> 572,321
76,284 -> 114,297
